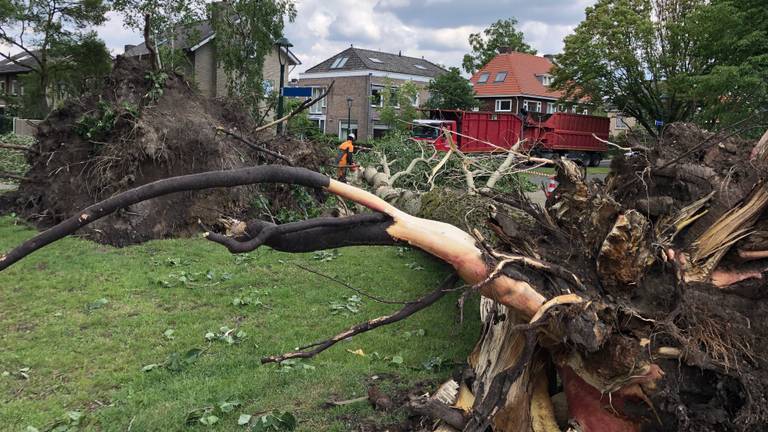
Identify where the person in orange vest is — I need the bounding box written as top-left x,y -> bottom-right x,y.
336,133 -> 357,182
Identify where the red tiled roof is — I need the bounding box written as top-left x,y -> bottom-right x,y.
470,52 -> 563,100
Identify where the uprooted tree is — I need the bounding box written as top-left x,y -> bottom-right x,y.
2,117 -> 768,431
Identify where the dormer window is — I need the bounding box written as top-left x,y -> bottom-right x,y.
540,74 -> 554,86
494,72 -> 507,82
477,73 -> 490,83
330,57 -> 349,69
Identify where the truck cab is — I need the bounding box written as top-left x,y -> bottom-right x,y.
411,119 -> 457,151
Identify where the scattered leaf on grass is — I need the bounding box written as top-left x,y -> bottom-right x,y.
278,359 -> 316,373
347,349 -> 366,356
199,414 -> 219,426
85,298 -> 109,312
163,329 -> 175,340
238,413 -> 252,426
141,364 -> 160,372
391,355 -> 404,365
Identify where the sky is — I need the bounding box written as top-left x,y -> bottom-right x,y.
49,0 -> 596,77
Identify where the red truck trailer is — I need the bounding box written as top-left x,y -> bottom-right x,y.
411,109 -> 610,166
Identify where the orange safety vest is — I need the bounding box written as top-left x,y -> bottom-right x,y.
338,140 -> 355,166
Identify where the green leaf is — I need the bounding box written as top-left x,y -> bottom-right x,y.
66,411 -> 83,425
141,363 -> 160,372
218,400 -> 241,413
391,355 -> 404,365
199,414 -> 219,426
163,329 -> 175,340
205,332 -> 216,341
238,414 -> 252,425
184,348 -> 203,363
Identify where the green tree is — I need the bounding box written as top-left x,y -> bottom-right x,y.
0,0 -> 110,114
378,80 -> 420,133
211,0 -> 296,110
425,67 -> 478,110
553,0 -> 767,135
461,18 -> 536,74
113,0 -> 207,71
686,0 -> 768,130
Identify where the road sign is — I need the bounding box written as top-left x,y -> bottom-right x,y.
282,87 -> 313,97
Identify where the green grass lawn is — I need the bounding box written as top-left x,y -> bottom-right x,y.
0,216 -> 480,431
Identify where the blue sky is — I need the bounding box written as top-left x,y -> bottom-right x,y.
54,0 -> 596,76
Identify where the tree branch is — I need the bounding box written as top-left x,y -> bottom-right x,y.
215,128 -> 293,165
0,172 -> 31,182
261,273 -> 458,364
252,81 -> 334,133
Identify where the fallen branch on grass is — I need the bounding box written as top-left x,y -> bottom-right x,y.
261,273 -> 458,364
0,171 -> 31,182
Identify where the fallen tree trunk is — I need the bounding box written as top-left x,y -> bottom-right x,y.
2,123 -> 767,432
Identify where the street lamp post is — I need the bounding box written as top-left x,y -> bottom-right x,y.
346,97 -> 353,139
275,37 -> 293,135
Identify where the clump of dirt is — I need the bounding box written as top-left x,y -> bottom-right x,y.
3,56 -> 332,246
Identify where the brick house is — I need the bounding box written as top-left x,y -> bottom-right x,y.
124,21 -> 300,99
296,47 -> 446,141
470,50 -> 591,116
0,51 -> 36,115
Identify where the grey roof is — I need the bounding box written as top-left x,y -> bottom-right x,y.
304,47 -> 446,77
0,50 -> 40,74
123,21 -> 299,65
124,21 -> 214,57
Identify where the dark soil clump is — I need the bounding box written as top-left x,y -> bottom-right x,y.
2,56 -> 332,246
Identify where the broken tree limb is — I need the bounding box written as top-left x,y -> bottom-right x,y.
0,172 -> 31,182
261,272 -> 458,363
215,128 -> 293,165
251,82 -> 334,134
0,165 -> 546,318
408,396 -> 468,430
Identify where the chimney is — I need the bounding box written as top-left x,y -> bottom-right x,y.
498,46 -> 512,54
398,50 -> 402,57
543,54 -> 556,62
124,44 -> 136,53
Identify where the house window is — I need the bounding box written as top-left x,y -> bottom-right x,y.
309,87 -> 326,114
373,86 -> 400,108
411,93 -> 420,107
368,57 -> 383,63
540,75 -> 553,86
495,99 -> 512,112
309,117 -> 326,133
572,106 -> 578,113
371,86 -> 384,107
615,115 -> 629,129
558,104 -> 565,112
477,73 -> 490,84
373,122 -> 390,139
547,102 -> 556,114
494,72 -> 507,82
339,120 -> 358,139
11,80 -> 18,96
582,108 -> 589,115
330,57 -> 349,69
524,100 -> 541,113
